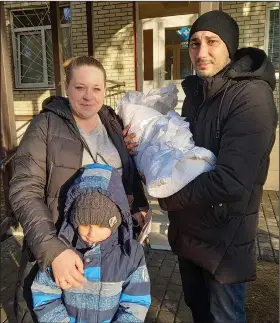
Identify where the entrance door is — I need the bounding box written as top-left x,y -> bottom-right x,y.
139,14 -> 198,114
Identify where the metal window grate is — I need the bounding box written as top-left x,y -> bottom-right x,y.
11,3 -> 72,88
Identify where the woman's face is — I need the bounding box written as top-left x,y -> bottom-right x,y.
67,65 -> 106,120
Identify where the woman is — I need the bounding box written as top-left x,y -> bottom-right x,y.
9,56 -> 149,323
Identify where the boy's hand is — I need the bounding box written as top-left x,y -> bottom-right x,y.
51,249 -> 87,290
122,125 -> 138,156
133,207 -> 150,228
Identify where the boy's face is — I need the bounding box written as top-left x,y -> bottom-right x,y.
78,224 -> 112,244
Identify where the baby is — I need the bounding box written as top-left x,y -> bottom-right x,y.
116,84 -> 216,198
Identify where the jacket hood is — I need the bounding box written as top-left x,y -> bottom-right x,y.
42,96 -> 74,120
41,95 -> 119,122
182,47 -> 276,96
226,47 -> 276,90
58,163 -> 133,255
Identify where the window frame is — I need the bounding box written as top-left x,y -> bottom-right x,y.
265,6 -> 279,79
10,6 -> 71,89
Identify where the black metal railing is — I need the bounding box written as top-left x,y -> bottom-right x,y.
105,80 -> 126,109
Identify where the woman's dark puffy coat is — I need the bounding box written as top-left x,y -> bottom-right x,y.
159,47 -> 278,284
9,97 -> 148,271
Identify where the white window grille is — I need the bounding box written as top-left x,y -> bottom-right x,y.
11,4 -> 72,89
265,7 -> 279,75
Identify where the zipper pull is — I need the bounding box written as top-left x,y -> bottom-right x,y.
193,116 -> 197,124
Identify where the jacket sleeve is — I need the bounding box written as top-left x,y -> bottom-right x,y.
9,114 -> 68,270
159,81 -> 278,211
112,244 -> 151,322
31,268 -> 70,323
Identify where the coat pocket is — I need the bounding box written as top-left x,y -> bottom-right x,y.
202,203 -> 230,228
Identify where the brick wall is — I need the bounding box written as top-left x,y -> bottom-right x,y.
92,2 -> 135,91
70,1 -> 135,91
71,2 -> 88,56
223,1 -> 266,49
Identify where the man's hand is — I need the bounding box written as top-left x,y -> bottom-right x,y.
122,125 -> 138,156
51,249 -> 87,290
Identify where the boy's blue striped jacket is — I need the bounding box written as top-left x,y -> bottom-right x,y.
31,164 -> 151,323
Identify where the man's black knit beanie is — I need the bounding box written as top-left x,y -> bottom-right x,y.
189,10 -> 239,58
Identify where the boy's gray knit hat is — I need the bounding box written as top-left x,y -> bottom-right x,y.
71,191 -> 122,233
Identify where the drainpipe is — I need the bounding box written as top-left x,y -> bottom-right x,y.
86,2 -> 94,56
132,2 -> 138,90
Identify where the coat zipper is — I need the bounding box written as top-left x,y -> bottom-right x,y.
97,248 -> 102,323
193,82 -> 207,133
64,118 -> 97,165
46,161 -> 54,195
78,132 -> 97,164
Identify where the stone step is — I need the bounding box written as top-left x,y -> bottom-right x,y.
148,232 -> 171,251
150,214 -> 169,234
149,213 -> 171,250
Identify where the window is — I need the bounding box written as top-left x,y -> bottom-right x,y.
266,7 -> 279,73
11,5 -> 72,88
165,27 -> 192,80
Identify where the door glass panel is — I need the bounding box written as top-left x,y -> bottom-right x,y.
143,29 -> 153,81
165,27 -> 192,80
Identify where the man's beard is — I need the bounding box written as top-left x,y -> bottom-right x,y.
194,58 -> 231,78
195,59 -> 215,77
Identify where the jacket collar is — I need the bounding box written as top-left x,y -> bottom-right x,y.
182,63 -> 231,101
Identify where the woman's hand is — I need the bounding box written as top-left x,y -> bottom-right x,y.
122,125 -> 138,156
51,249 -> 87,290
139,173 -> 146,185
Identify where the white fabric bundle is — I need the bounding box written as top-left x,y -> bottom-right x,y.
116,84 -> 216,198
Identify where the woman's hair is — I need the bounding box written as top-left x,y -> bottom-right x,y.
63,56 -> 107,85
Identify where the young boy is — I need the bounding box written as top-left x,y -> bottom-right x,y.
31,163 -> 151,323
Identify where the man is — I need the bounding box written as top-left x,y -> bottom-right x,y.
124,10 -> 278,323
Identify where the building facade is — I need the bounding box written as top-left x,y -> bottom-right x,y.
3,1 -> 279,189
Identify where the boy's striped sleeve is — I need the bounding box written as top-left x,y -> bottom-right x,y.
112,244 -> 151,322
31,268 -> 70,323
